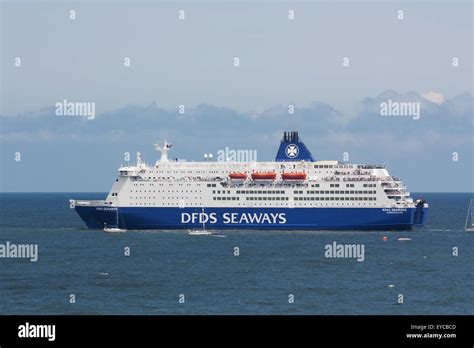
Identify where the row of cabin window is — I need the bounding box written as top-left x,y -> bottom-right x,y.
128,201 -> 377,206
312,183 -> 361,188
295,197 -> 376,201
212,197 -> 239,201
245,197 -> 290,201
235,190 -> 285,194
130,197 -> 200,200
296,190 -> 376,194
314,165 -> 353,169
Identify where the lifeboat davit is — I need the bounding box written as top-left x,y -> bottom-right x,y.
229,172 -> 247,180
282,172 -> 307,180
251,172 -> 277,180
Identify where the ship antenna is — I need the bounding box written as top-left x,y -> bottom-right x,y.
136,152 -> 143,166
155,140 -> 172,162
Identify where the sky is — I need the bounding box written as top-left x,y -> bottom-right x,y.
0,0 -> 472,192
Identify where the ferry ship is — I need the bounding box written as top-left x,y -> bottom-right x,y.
70,131 -> 428,230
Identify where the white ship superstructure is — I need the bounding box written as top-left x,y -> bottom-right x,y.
71,131 -> 428,230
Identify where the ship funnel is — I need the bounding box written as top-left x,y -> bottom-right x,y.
275,131 -> 315,162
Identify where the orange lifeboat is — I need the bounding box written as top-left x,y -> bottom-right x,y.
282,172 -> 307,180
251,172 -> 277,180
229,172 -> 247,180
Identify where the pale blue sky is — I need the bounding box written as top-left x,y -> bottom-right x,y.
1,0 -> 472,115
0,0 -> 472,192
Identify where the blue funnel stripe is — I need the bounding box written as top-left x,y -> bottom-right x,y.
275,131 -> 315,162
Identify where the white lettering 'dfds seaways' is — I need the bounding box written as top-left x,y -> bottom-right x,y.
181,212 -> 286,224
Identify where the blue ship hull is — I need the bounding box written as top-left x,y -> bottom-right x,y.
75,205 -> 428,230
